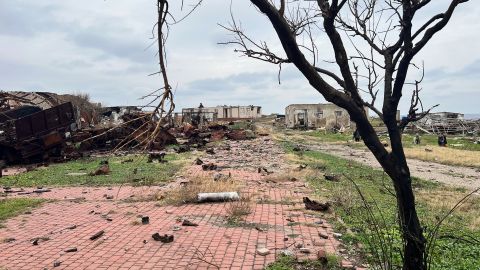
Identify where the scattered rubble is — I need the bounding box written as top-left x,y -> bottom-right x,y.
201,163 -> 217,171
181,219 -> 198,227
89,230 -> 105,241
89,161 -> 110,176
256,247 -> 270,256
324,174 -> 340,181
64,247 -> 78,253
303,197 -> 331,212
197,192 -> 240,203
152,233 -> 174,243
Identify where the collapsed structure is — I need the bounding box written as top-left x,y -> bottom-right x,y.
411,111 -> 480,135
285,103 -> 353,129
181,104 -> 262,126
0,91 -> 177,167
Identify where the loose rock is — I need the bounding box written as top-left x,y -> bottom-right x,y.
257,247 -> 270,256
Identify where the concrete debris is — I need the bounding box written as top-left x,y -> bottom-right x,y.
152,233 -> 174,243
303,197 -> 331,212
147,152 -> 166,163
317,249 -> 327,262
202,163 -> 217,171
256,248 -> 270,256
324,174 -> 340,181
299,248 -> 311,254
319,232 -> 329,239
197,192 -> 240,203
90,161 -> 110,176
89,230 -> 105,241
181,219 -> 198,227
333,232 -> 343,238
279,249 -> 294,256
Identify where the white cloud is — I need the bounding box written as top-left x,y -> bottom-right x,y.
0,0 -> 479,114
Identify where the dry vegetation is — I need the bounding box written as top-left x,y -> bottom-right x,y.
160,176 -> 241,205
403,146 -> 480,168
225,196 -> 252,223
416,190 -> 480,230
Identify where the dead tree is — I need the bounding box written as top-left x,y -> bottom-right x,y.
219,0 -> 469,269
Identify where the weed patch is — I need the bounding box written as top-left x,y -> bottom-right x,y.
1,153 -> 190,187
0,198 -> 46,226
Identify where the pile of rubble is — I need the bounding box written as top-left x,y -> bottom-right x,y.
0,91 -> 265,174
168,122 -> 258,153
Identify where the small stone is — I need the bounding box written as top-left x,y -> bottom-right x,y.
317,249 -> 327,262
333,232 -> 343,238
319,232 -> 329,239
341,260 -> 354,269
53,261 -> 61,267
142,216 -> 149,225
294,243 -> 303,248
173,225 -> 181,231
315,220 -> 324,224
182,219 -> 198,226
165,210 -> 174,214
257,247 -> 270,256
64,247 -> 77,253
89,230 -> 105,241
299,248 -> 311,254
279,249 -> 294,256
283,237 -> 289,241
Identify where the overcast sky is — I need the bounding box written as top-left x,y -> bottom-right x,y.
1,0 -> 479,115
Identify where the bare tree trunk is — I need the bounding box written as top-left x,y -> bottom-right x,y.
394,171 -> 426,270
384,119 -> 426,270
354,111 -> 426,269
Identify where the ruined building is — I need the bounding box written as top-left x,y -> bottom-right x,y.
182,105 -> 262,125
285,103 -> 353,129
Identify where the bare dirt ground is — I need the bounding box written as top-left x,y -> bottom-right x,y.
0,137 -> 362,270
295,139 -> 480,190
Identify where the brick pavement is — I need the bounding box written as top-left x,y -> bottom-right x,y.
0,137 -> 360,270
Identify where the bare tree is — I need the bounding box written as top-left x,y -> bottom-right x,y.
218,0 -> 469,269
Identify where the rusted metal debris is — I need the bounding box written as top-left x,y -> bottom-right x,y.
0,91 -> 261,175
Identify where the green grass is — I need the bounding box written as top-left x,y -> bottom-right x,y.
303,129 -> 480,152
402,134 -> 480,151
0,198 -> 45,226
280,140 -> 480,270
265,254 -> 341,270
0,153 -> 190,187
305,131 -> 353,143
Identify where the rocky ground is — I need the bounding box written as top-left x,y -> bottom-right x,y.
0,137 -> 364,270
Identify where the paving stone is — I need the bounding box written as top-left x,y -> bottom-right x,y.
0,137 -> 345,270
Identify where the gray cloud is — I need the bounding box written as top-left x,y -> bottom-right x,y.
0,0 -> 479,114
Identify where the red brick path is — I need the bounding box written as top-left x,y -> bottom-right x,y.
0,138 -> 351,270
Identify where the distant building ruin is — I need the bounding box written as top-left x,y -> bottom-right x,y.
413,111 -> 476,134
285,103 -> 354,129
181,105 -> 262,125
